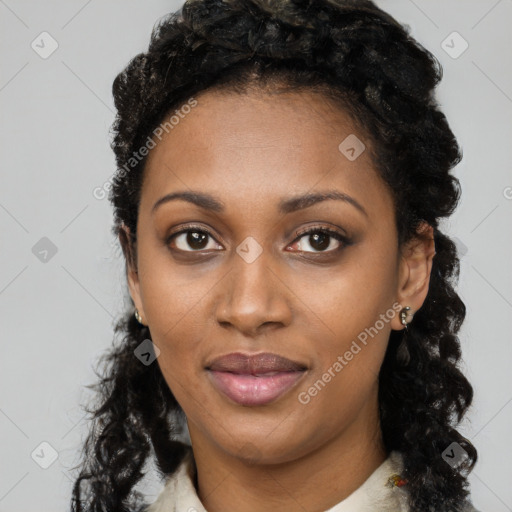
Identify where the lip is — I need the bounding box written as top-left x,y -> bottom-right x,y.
206,352 -> 307,374
207,370 -> 307,406
205,352 -> 308,406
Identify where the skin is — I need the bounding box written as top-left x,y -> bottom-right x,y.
122,88 -> 435,512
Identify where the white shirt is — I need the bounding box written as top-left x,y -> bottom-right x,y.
145,446 -> 479,512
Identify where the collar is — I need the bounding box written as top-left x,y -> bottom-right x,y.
145,446 -> 410,512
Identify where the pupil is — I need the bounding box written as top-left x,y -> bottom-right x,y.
310,233 -> 329,251
188,231 -> 208,249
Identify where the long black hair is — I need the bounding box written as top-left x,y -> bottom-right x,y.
70,1 -> 477,510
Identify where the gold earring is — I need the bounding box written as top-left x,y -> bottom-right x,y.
400,306 -> 413,328
135,309 -> 145,325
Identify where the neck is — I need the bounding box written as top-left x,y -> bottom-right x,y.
188,399 -> 387,512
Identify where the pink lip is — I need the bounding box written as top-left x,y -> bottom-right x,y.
207,370 -> 306,406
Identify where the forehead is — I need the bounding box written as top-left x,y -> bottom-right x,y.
139,89 -> 393,222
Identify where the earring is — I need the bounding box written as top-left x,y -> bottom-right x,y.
134,309 -> 145,325
400,306 -> 413,328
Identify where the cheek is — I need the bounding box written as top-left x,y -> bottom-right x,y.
136,251 -> 217,405
295,322 -> 388,439
301,242 -> 398,343
155,347 -> 200,413
295,240 -> 397,405
137,243 -> 219,342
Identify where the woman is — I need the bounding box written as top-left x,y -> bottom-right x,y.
70,1 -> 480,511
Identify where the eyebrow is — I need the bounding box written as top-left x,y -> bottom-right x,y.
151,190 -> 368,217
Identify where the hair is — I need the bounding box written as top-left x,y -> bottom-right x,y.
70,1 -> 477,511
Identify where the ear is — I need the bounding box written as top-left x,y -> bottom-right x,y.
391,222 -> 436,331
119,224 -> 147,326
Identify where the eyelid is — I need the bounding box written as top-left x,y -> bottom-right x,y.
292,225 -> 348,242
168,223 -> 216,239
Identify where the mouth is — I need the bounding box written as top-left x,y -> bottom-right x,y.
205,352 -> 308,406
207,369 -> 307,406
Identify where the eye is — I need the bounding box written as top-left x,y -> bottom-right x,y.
166,224 -> 350,254
288,227 -> 348,253
166,225 -> 223,252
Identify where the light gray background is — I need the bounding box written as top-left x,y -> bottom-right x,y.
1,1 -> 511,510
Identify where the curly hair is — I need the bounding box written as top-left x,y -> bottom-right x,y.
70,1 -> 478,511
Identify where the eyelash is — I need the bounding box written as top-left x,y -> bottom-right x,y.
292,226 -> 348,245
166,224 -> 350,254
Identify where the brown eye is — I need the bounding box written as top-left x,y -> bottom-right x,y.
289,227 -> 348,253
167,227 -> 223,252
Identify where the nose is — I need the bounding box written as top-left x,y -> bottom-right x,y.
215,249 -> 293,337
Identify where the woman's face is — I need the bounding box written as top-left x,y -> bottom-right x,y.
126,88 -> 432,466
